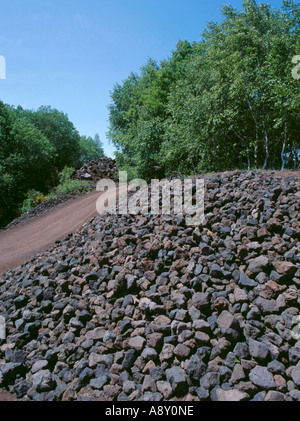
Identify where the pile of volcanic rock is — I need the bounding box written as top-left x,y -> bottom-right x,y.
0,170 -> 299,401
72,157 -> 118,185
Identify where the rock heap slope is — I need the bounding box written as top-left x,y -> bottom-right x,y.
72,157 -> 118,184
0,171 -> 299,401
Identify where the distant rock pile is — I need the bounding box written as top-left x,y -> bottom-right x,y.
0,171 -> 299,401
72,157 -> 118,185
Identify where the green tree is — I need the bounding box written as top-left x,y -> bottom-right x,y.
79,133 -> 105,163
26,106 -> 82,170
108,0 -> 300,177
0,102 -> 89,227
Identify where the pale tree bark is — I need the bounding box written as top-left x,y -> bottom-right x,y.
261,106 -> 269,170
281,119 -> 287,171
246,97 -> 259,168
293,147 -> 299,169
231,127 -> 250,170
254,144 -> 258,169
190,154 -> 197,175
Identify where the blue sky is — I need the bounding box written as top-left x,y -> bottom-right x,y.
0,0 -> 284,157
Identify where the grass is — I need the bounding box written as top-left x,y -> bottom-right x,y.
47,178 -> 90,200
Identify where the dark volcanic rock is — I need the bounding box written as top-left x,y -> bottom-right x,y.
0,170 -> 299,401
72,157 -> 118,184
165,366 -> 188,395
249,366 -> 275,390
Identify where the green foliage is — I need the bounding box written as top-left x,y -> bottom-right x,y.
21,105 -> 83,170
21,190 -> 47,214
0,102 -> 97,227
79,133 -> 104,163
58,166 -> 76,184
108,0 -> 300,179
49,166 -> 90,198
20,167 -> 91,215
50,179 -> 90,198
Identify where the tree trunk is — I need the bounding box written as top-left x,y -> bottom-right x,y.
231,127 -> 250,170
246,150 -> 250,171
254,144 -> 258,169
263,141 -> 269,170
281,121 -> 287,171
261,108 -> 269,170
247,97 -> 258,169
294,148 -> 299,169
281,142 -> 286,170
190,154 -> 196,176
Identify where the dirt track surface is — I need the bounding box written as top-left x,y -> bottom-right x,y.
0,187 -> 126,275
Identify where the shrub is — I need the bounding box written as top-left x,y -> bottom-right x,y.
20,167 -> 91,214
21,190 -> 47,214
49,166 -> 91,197
50,179 -> 90,197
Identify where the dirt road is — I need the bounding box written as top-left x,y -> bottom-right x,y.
0,186 -> 125,274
